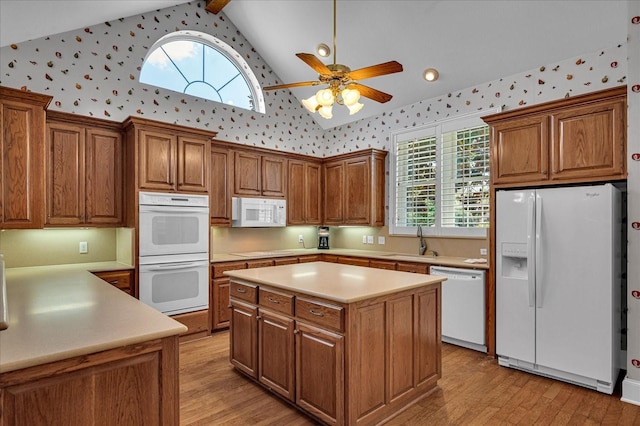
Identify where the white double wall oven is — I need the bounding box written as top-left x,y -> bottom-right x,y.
138,192 -> 209,316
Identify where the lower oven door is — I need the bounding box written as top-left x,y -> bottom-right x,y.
139,257 -> 209,316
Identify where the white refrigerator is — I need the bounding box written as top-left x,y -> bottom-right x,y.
496,183 -> 621,394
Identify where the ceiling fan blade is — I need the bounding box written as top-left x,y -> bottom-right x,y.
348,61 -> 403,81
296,53 -> 332,75
348,83 -> 393,103
205,0 -> 231,14
264,81 -> 320,90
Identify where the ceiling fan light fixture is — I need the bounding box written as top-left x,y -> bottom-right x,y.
318,105 -> 333,119
316,88 -> 335,106
423,68 -> 439,82
302,95 -> 320,113
316,43 -> 331,58
347,101 -> 364,115
341,88 -> 360,106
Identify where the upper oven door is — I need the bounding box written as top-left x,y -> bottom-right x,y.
139,204 -> 209,256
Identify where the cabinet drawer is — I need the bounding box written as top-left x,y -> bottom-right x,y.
93,270 -> 133,292
338,256 -> 370,267
396,262 -> 429,274
259,288 -> 294,315
273,257 -> 299,266
213,261 -> 247,278
230,280 -> 258,304
247,259 -> 275,269
298,255 -> 321,263
370,260 -> 397,270
296,297 -> 344,332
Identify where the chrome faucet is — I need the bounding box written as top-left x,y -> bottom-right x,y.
417,226 -> 427,255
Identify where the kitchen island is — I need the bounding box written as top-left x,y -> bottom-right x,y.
0,263 -> 187,425
225,261 -> 445,426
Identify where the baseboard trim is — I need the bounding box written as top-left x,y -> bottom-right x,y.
621,376 -> 640,406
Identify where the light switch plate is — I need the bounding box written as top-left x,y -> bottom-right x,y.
367,236 -> 374,244
362,235 -> 367,244
480,248 -> 487,256
79,241 -> 88,254
378,236 -> 386,245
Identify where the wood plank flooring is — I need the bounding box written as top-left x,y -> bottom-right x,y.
179,332 -> 640,425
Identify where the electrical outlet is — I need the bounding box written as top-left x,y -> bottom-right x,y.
298,234 -> 304,243
362,235 -> 367,244
480,248 -> 487,256
79,241 -> 88,254
367,235 -> 374,244
378,236 -> 386,245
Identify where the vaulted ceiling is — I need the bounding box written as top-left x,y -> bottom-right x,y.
0,0 -> 629,130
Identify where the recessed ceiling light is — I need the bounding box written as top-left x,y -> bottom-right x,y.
317,43 -> 331,58
423,68 -> 439,82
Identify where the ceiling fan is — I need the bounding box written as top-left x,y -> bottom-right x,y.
263,0 -> 403,118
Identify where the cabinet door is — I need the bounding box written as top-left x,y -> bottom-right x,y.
229,299 -> 258,378
323,160 -> 344,224
177,136 -> 209,193
138,129 -> 176,191
85,128 -> 122,225
1,100 -> 46,229
212,277 -> 231,330
210,146 -> 232,225
551,98 -> 625,181
305,162 -> 322,224
46,122 -> 85,226
259,309 -> 295,401
287,160 -> 306,224
415,287 -> 441,385
344,157 -> 371,224
490,115 -> 549,185
296,322 -> 344,425
262,155 -> 286,198
233,151 -> 261,196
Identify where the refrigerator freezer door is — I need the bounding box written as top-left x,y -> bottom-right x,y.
496,190 -> 536,364
534,185 -> 617,383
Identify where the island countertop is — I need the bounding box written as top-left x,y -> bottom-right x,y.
0,263 -> 186,373
224,261 -> 446,303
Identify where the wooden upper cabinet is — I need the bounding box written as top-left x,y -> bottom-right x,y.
551,98 -> 625,181
287,159 -> 322,225
210,145 -> 232,226
138,129 -> 177,191
125,117 -> 214,194
323,149 -> 387,226
46,114 -> 123,226
489,115 -> 549,185
0,87 -> 51,229
484,86 -> 626,188
178,136 -> 210,193
323,160 -> 345,224
233,150 -> 286,198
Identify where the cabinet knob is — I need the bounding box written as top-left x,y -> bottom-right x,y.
267,297 -> 280,304
293,329 -> 300,334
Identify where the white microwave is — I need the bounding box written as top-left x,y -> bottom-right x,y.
232,197 -> 286,227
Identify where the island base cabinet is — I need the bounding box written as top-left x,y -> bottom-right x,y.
229,300 -> 258,378
0,337 -> 180,426
258,310 -> 295,401
296,322 -> 344,425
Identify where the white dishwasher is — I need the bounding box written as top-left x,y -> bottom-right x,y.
430,266 -> 486,353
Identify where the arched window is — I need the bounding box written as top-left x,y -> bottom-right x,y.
140,30 -> 265,113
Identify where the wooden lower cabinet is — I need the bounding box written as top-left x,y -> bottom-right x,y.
171,309 -> 209,342
0,336 -> 180,426
92,269 -> 134,295
229,280 -> 441,425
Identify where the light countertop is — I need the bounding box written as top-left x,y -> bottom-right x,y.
212,248 -> 488,270
224,261 -> 445,304
0,262 -> 186,373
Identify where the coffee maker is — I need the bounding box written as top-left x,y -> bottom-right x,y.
317,226 -> 330,249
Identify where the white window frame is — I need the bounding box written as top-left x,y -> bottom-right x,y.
389,108 -> 499,238
140,30 -> 265,113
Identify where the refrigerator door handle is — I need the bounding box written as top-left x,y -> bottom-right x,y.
535,194 -> 543,308
527,193 -> 536,308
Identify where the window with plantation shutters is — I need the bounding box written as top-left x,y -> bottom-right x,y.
390,110 -> 497,237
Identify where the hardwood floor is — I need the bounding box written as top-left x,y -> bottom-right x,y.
179,332 -> 640,425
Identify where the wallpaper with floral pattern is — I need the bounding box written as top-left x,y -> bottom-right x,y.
0,0 -> 629,158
